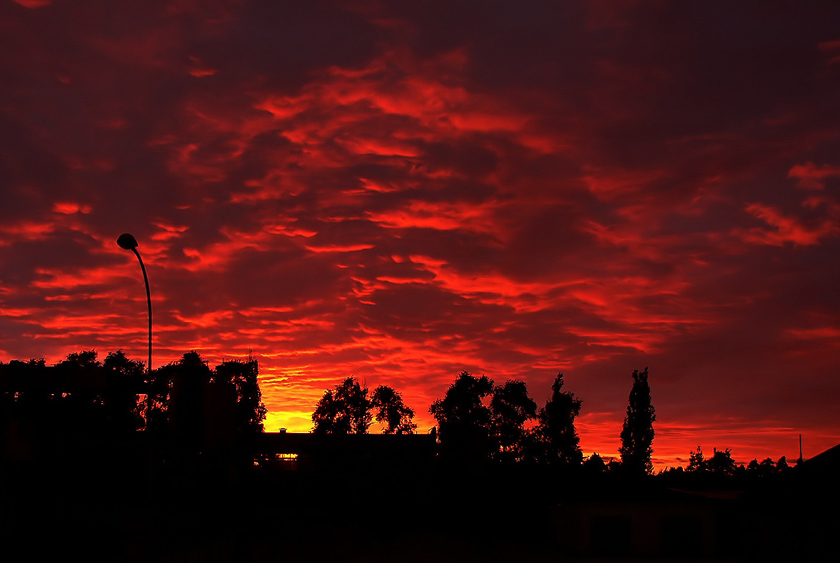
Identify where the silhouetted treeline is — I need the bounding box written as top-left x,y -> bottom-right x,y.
5,351 -> 795,481
310,367 -> 798,488
0,350 -> 145,465
1,350 -> 831,562
427,371 -> 585,466
0,349 -> 271,562
311,368 -> 659,475
309,371 -> 585,465
658,446 -> 794,485
1,350 -> 266,467
310,368 -> 656,474
311,377 -> 416,434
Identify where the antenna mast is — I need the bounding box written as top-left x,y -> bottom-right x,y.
798,434 -> 803,464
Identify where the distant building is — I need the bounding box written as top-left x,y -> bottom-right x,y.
252,432 -> 437,471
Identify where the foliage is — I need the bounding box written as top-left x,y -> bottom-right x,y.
214,357 -> 267,434
161,352 -> 214,446
532,373 -> 582,465
583,453 -> 607,474
371,385 -> 416,434
1,349 -> 271,474
146,365 -> 171,434
746,455 -> 790,477
311,378 -> 417,435
687,446 -> 705,472
619,367 -> 656,475
142,351 -> 270,448
429,371 -> 494,461
103,350 -> 146,432
0,350 -> 147,455
428,371 -> 585,465
706,448 -> 736,477
490,380 -> 537,462
312,377 -> 372,434
680,447 -> 795,480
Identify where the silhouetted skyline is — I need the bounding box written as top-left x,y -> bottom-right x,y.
3,349 -> 834,561
1,1 -> 839,468
0,348 -> 811,473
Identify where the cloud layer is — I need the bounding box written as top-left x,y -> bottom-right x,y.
2,0 -> 839,467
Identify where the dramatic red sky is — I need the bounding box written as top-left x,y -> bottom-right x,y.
2,0 -> 839,469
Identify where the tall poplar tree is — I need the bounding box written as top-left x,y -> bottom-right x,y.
619,367 -> 655,475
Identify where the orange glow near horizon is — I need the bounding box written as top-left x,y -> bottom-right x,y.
2,1 -> 840,471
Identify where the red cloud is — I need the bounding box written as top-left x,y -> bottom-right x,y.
13,0 -> 51,7
788,161 -> 840,190
742,203 -> 839,246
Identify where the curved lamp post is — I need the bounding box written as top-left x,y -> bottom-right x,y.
117,233 -> 153,416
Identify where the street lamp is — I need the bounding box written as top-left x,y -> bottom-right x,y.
117,233 -> 153,415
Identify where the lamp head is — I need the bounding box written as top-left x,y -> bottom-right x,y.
117,233 -> 138,250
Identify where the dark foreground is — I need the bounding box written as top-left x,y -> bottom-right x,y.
2,452 -> 838,563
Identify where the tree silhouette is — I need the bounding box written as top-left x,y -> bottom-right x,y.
162,352 -> 213,452
102,350 -> 146,434
687,446 -> 706,473
582,452 -> 607,474
61,349 -> 99,369
312,377 -> 372,434
53,350 -> 152,444
0,350 -> 152,467
371,385 -> 416,434
746,456 -> 790,477
758,457 -> 775,474
429,371 -> 494,462
619,367 -> 655,475
145,359 -> 176,437
214,357 -> 267,435
532,372 -> 582,465
706,448 -> 736,477
490,379 -> 537,462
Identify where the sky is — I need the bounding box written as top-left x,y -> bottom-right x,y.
2,0 -> 839,469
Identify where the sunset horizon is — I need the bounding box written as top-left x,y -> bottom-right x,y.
0,343 -> 817,471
